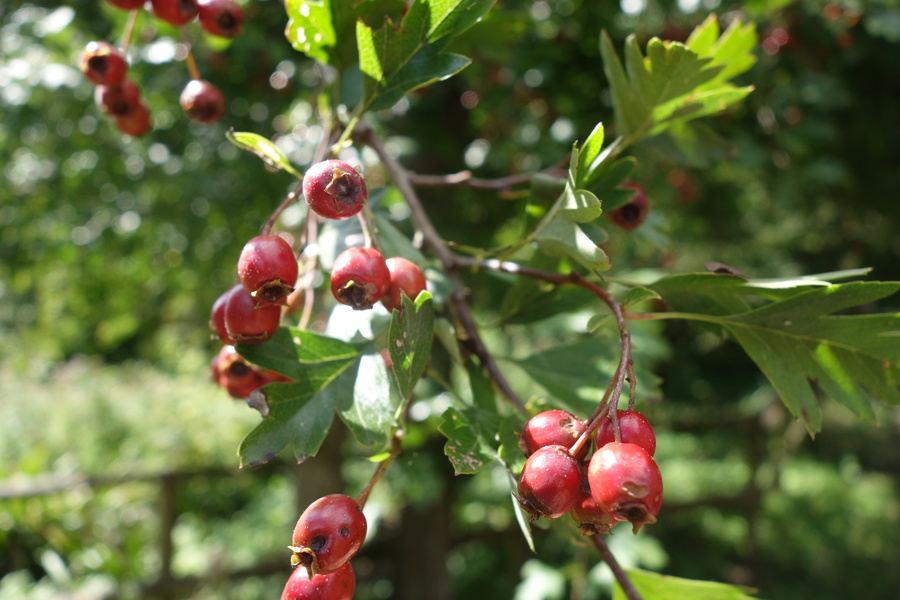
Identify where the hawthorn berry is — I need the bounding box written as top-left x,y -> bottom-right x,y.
80,41 -> 128,87
519,409 -> 589,460
198,0 -> 244,37
290,494 -> 367,577
570,488 -> 616,536
223,286 -> 281,344
330,247 -> 391,311
595,410 -> 657,457
588,441 -> 663,533
114,101 -> 152,137
95,78 -> 142,117
150,0 -> 198,26
381,257 -> 427,312
238,235 -> 298,307
210,283 -> 241,345
180,79 -> 226,124
281,562 -> 355,600
303,160 -> 368,220
516,445 -> 583,520
606,182 -> 649,230
210,344 -> 264,398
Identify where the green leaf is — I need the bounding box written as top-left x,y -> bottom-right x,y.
356,0 -> 494,110
649,281 -> 900,434
225,130 -> 302,178
284,0 -> 338,66
389,291 -> 435,399
338,352 -> 395,452
559,148 -> 603,223
534,218 -> 611,272
576,121 -> 604,177
613,569 -> 760,600
580,156 -> 638,211
237,327 -> 359,384
438,405 -> 498,474
373,213 -> 428,265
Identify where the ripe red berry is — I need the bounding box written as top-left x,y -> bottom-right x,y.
95,78 -> 142,117
330,247 -> 390,311
238,235 -> 298,307
210,283 -> 241,344
303,160 -> 368,220
114,101 -> 152,137
210,344 -> 264,398
520,409 -> 589,460
606,182 -> 649,230
381,257 -> 427,312
570,488 -> 616,536
106,0 -> 146,8
588,442 -> 663,533
150,0 -> 198,26
595,410 -> 656,457
80,41 -> 128,86
198,0 -> 244,37
281,562 -> 355,600
180,79 -> 226,124
224,286 -> 281,344
516,445 -> 583,520
290,494 -> 367,577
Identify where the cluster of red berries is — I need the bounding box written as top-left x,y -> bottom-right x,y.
516,408 -> 662,535
304,160 -> 428,313
281,494 -> 366,600
80,0 -> 242,136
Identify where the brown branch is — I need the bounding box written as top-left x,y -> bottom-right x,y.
408,170 -> 539,192
359,128 -> 526,413
355,435 -> 402,509
590,535 -> 644,600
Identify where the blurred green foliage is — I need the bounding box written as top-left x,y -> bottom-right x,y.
2,0 -> 899,599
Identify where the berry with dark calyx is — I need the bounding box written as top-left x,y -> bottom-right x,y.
570,488 -> 616,536
588,441 -> 663,533
303,160 -> 368,220
516,445 -> 583,520
106,0 -> 146,8
80,41 -> 128,86
281,562 -> 355,600
238,235 -> 298,307
520,409 -> 589,460
607,182 -> 649,230
290,494 -> 367,577
381,257 -> 427,312
210,344 -> 264,398
198,0 -> 244,37
150,0 -> 198,26
224,286 -> 281,344
210,283 -> 242,344
595,410 -> 657,457
114,101 -> 152,137
95,78 -> 142,117
180,79 -> 226,124
330,247 -> 390,311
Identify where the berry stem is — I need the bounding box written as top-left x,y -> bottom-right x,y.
358,205 -> 383,254
181,28 -> 202,81
360,127 -> 527,414
120,9 -> 141,54
590,535 -> 644,600
355,435 -> 402,510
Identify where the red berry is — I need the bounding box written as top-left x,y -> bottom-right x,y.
95,78 -> 142,117
281,562 -> 355,600
303,160 -> 368,220
520,409 -> 589,460
114,101 -> 152,137
381,257 -> 427,312
198,0 -> 244,37
290,494 -> 367,577
150,0 -> 198,26
330,247 -> 390,311
180,79 -> 226,124
210,284 -> 241,344
80,41 -> 128,86
595,410 -> 656,456
516,445 -> 583,520
210,345 -> 264,398
237,235 -> 298,307
224,286 -> 281,344
588,442 -> 663,533
570,488 -> 616,536
607,182 -> 649,230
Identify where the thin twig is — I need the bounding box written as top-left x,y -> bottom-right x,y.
407,170 -> 542,192
120,9 -> 140,53
359,128 -> 526,413
181,28 -> 201,81
355,435 -> 402,510
590,535 -> 644,600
